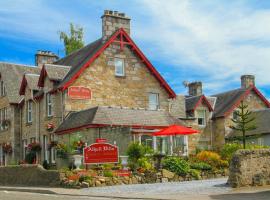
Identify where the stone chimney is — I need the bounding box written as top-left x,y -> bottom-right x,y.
101,10 -> 131,42
188,82 -> 203,96
241,75 -> 255,88
35,50 -> 59,67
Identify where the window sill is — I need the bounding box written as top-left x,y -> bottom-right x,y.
115,74 -> 126,78
198,125 -> 206,128
25,122 -> 32,126
46,116 -> 53,120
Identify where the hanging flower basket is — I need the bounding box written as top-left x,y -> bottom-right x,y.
3,143 -> 12,154
47,140 -> 58,150
28,142 -> 42,153
46,123 -> 55,132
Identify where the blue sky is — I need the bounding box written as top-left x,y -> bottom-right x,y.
1,0 -> 270,98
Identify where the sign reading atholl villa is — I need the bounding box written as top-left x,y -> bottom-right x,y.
68,86 -> 92,99
83,143 -> 119,164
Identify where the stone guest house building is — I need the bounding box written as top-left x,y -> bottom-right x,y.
0,11 -> 187,164
0,10 -> 269,165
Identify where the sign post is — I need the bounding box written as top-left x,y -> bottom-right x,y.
83,143 -> 119,164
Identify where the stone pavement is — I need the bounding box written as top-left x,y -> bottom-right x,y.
0,178 -> 270,200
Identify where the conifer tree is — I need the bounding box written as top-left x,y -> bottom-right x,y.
230,101 -> 256,149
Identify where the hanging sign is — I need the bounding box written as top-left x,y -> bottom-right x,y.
95,138 -> 107,143
83,143 -> 119,164
68,86 -> 91,99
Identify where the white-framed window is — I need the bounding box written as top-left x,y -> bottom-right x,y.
114,58 -> 125,76
22,139 -> 27,159
232,110 -> 239,120
197,110 -> 206,126
27,101 -> 32,123
149,93 -> 159,110
46,93 -> 52,117
43,135 -> 48,161
0,81 -> 6,97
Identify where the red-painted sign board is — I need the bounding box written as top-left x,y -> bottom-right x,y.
96,138 -> 107,143
83,143 -> 119,164
115,170 -> 131,177
68,86 -> 91,99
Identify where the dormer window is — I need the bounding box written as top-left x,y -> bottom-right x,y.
197,110 -> 206,126
115,58 -> 125,76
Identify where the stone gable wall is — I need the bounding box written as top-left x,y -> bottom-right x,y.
228,149 -> 270,188
64,44 -> 171,113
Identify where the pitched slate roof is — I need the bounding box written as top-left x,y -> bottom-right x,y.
55,106 -> 184,134
185,95 -> 213,112
44,64 -> 70,81
0,62 -> 40,103
212,88 -> 248,118
185,96 -> 202,111
55,38 -> 103,88
227,108 -> 270,138
24,74 -> 40,91
54,28 -> 176,98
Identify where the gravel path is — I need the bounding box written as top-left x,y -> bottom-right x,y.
82,178 -> 231,197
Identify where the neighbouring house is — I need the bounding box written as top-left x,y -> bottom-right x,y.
0,63 -> 40,165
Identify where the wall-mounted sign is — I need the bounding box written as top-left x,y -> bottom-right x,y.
68,86 -> 91,99
96,138 -> 107,143
83,143 -> 119,164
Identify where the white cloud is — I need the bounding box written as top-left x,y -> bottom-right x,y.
0,0 -> 270,96
134,0 -> 270,94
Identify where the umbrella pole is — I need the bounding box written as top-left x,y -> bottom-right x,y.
170,136 -> 173,155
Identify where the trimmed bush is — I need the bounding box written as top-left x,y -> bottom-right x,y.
162,157 -> 190,176
189,169 -> 201,180
190,162 -> 212,171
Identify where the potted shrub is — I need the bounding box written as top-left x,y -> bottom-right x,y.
55,143 -> 70,169
71,140 -> 86,170
2,143 -> 12,154
47,140 -> 58,150
28,142 -> 42,153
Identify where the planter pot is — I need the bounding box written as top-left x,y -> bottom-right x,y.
56,157 -> 71,169
120,156 -> 128,169
72,154 -> 83,170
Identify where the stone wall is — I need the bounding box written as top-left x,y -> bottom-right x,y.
228,149 -> 270,188
64,44 -> 171,113
0,164 -> 60,186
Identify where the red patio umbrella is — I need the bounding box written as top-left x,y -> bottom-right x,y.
152,124 -> 199,136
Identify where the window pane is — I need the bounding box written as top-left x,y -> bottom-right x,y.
115,59 -> 124,76
149,93 -> 159,110
197,110 -> 205,125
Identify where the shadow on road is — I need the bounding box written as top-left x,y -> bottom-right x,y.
210,190 -> 270,200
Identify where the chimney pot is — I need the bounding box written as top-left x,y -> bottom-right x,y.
241,75 -> 255,88
101,10 -> 131,42
188,82 -> 203,96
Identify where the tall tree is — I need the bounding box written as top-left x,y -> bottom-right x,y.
60,23 -> 84,55
230,101 -> 257,149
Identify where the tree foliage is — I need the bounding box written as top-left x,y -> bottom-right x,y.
230,101 -> 257,149
60,23 -> 84,55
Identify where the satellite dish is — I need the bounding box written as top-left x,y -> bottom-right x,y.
183,81 -> 189,88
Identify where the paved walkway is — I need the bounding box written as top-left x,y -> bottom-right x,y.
0,178 -> 270,200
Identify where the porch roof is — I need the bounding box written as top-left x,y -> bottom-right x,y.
55,106 -> 184,134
